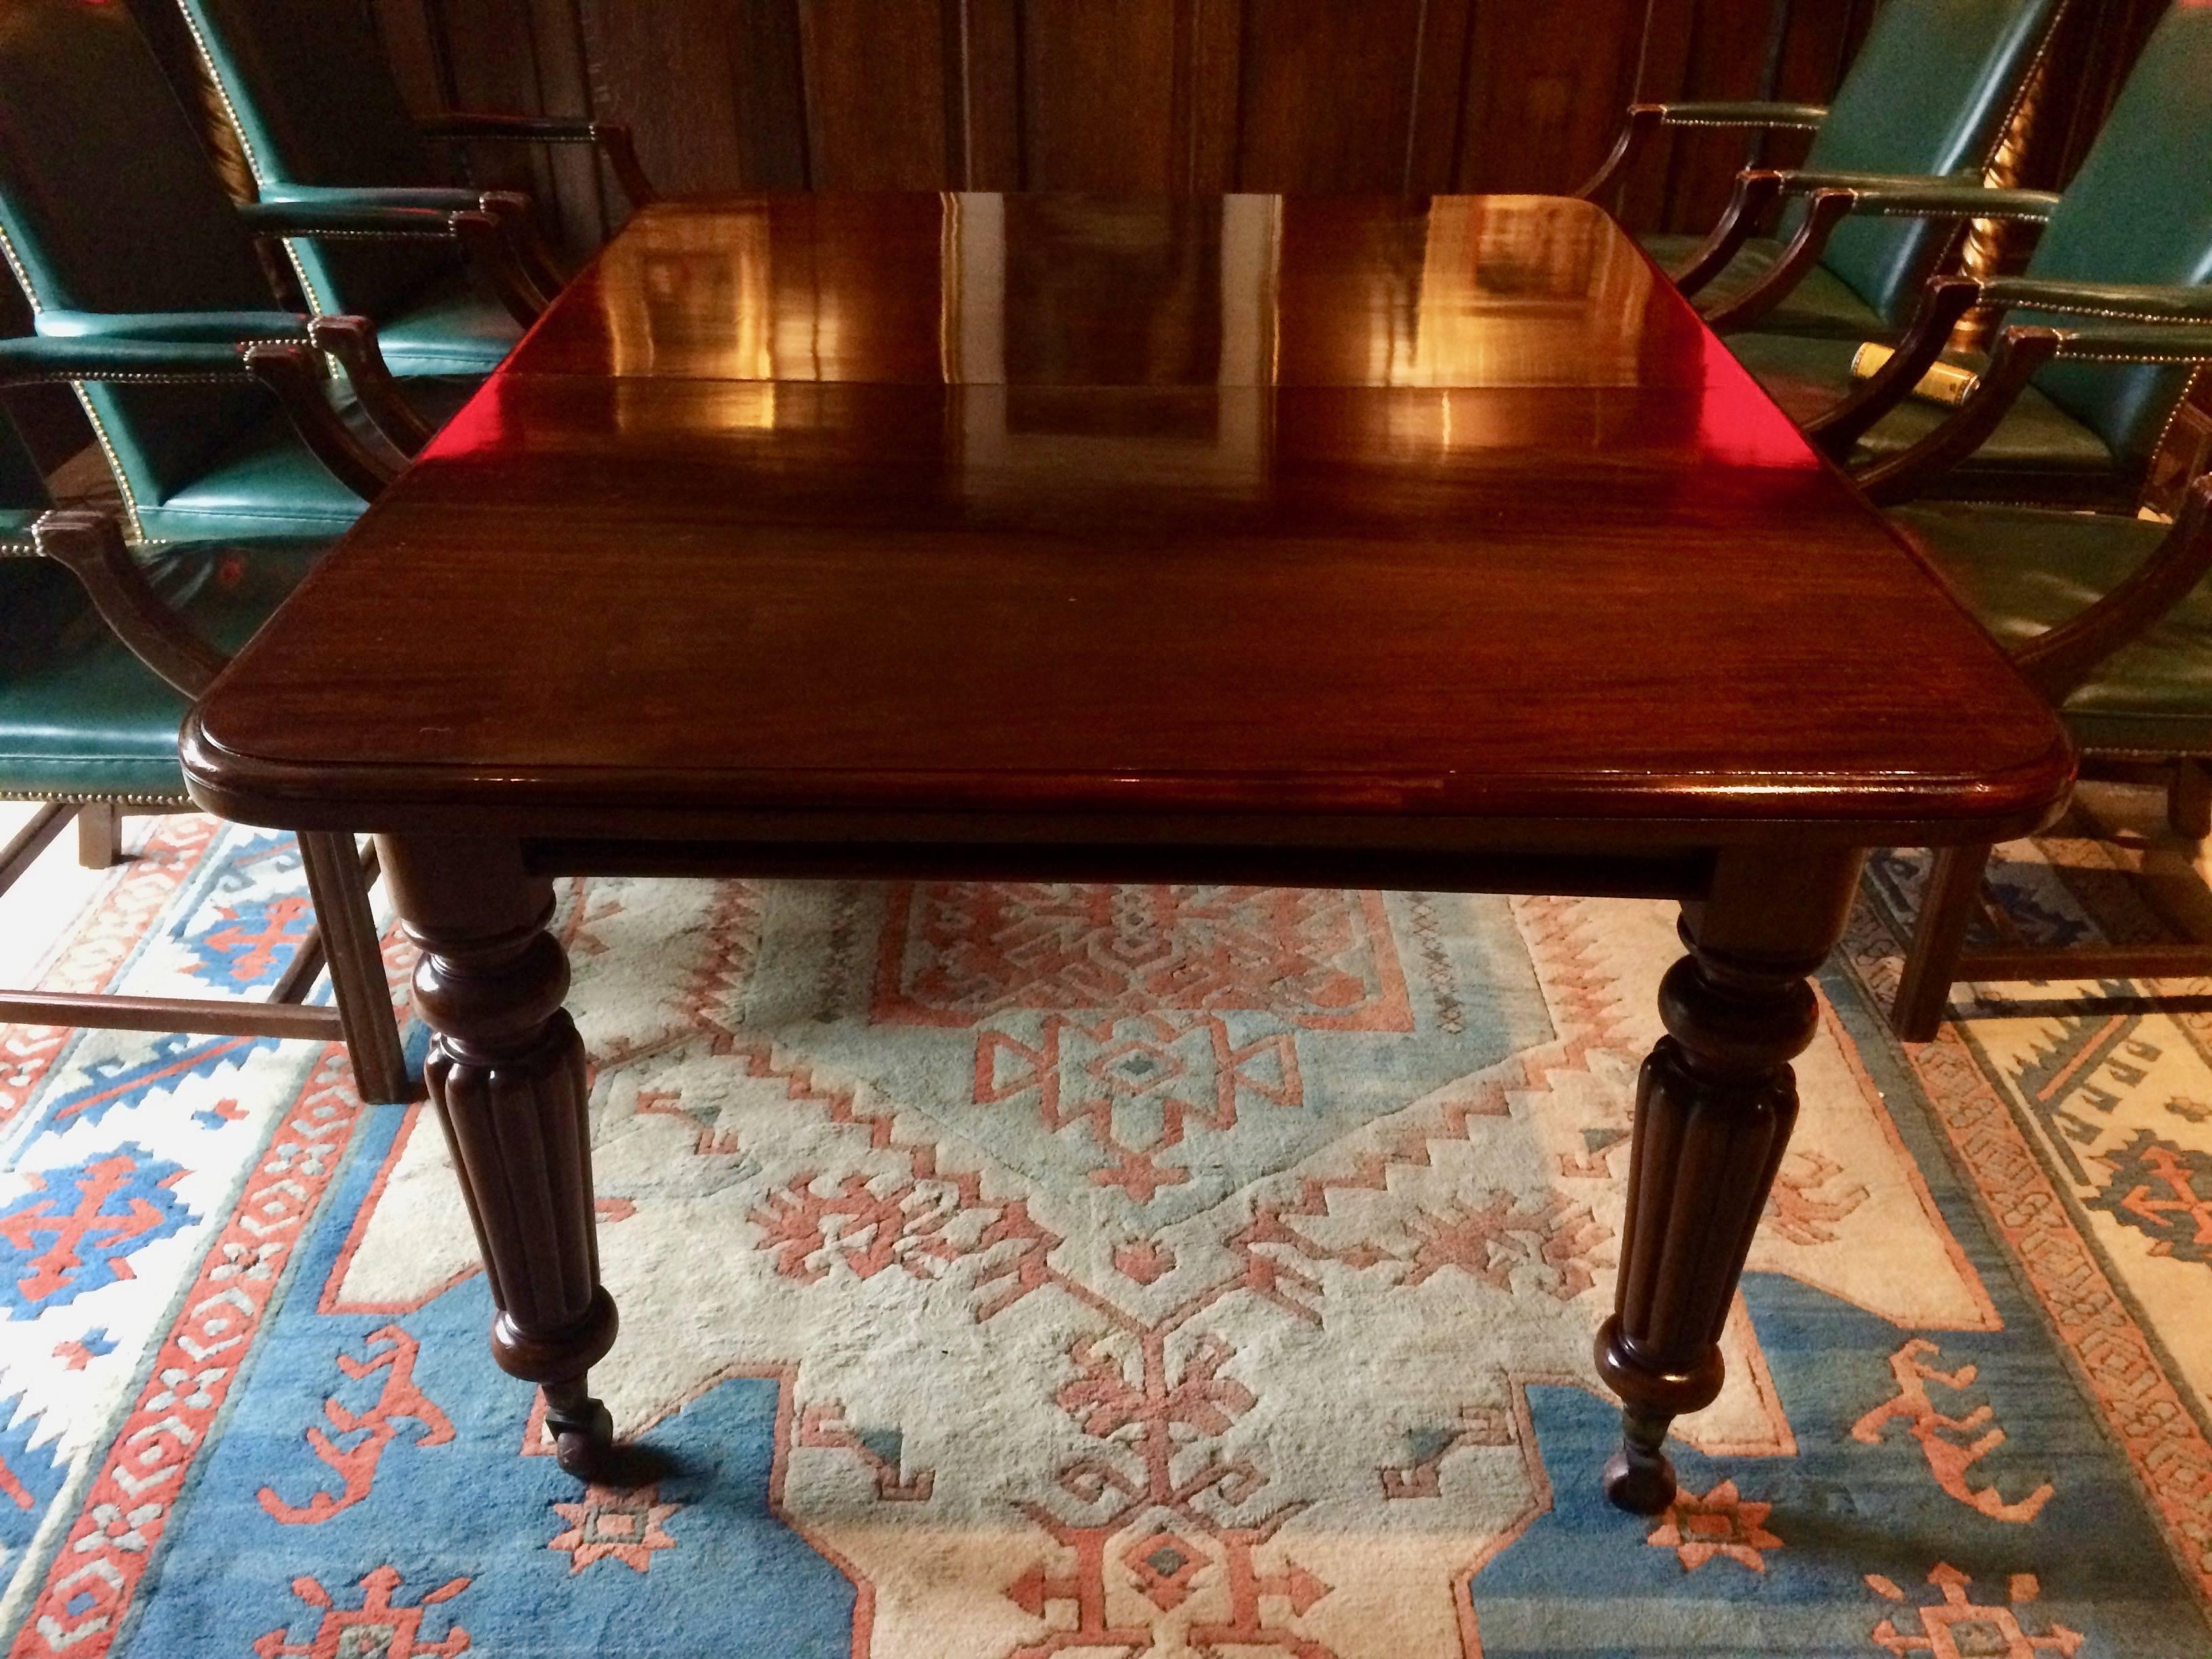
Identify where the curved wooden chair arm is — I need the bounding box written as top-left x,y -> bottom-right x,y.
24,510 -> 228,697
1578,105 -> 1664,204
590,124 -> 657,211
419,112 -> 659,209
1805,278 -> 1984,460
1668,171 -> 1784,299
244,342 -> 396,502
475,190 -> 570,312
1703,187 -> 1861,333
453,207 -> 552,327
306,314 -> 432,456
2013,476 -> 2212,702
1853,326 -> 2065,505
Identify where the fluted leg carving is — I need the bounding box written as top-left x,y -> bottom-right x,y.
1594,850 -> 1858,1515
380,835 -> 617,1479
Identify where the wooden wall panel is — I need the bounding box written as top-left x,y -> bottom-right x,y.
167,0 -> 2167,255
796,0 -> 959,188
1235,0 -> 1431,193
1012,0 -> 1188,194
1455,0 -> 1649,194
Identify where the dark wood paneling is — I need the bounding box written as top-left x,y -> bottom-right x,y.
1456,0 -> 1650,194
1013,0 -> 1187,192
163,0 -> 2169,253
797,0 -> 958,188
1236,0 -> 1430,193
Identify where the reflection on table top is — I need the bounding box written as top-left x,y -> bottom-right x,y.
184,193 -> 2069,838
514,193 -> 1681,389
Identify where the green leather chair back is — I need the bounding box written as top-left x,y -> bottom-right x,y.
2024,3 -> 2212,481
0,413 -> 83,684
0,0 -> 277,523
176,0 -> 454,321
1796,0 -> 2067,326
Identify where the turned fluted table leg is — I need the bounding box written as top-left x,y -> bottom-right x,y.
378,834 -> 618,1479
1595,848 -> 1862,1515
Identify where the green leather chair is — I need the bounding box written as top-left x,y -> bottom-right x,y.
1584,0 -> 2069,340
1713,2 -> 2212,511
173,0 -> 656,382
0,0 -> 511,541
0,479 -> 410,1103
1886,474 -> 2212,1039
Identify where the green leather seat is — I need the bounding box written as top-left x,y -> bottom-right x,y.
1641,234 -> 1891,338
0,0 -> 375,542
1729,6 -> 2212,506
1733,333 -> 2119,487
176,0 -> 532,378
0,537 -> 325,799
1894,501 -> 2212,755
1638,0 -> 2066,337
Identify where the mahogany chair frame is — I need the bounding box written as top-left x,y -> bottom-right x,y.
0,342 -> 413,1102
1891,475 -> 2212,1038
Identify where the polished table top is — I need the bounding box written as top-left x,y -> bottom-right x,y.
183,193 -> 2070,843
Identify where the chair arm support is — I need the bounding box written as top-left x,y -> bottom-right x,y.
418,112 -> 658,207
0,336 -> 394,501
1577,101 -> 1830,203
35,309 -> 308,345
256,184 -> 571,302
2043,320 -> 2212,363
306,316 -> 432,456
0,333 -> 265,384
2011,476 -> 2212,703
1646,100 -> 1831,129
1805,278 -> 1985,459
1854,325 -> 2066,504
243,344 -> 396,503
1771,177 -> 2062,219
1979,276 -> 2212,326
1812,303 -> 2212,493
255,182 -> 489,213
1667,170 -> 1784,298
22,511 -> 228,698
240,197 -> 551,327
1702,183 -> 1862,332
237,198 -> 478,241
1702,178 -> 2053,336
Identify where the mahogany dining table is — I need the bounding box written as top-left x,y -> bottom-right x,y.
181,191 -> 2072,1516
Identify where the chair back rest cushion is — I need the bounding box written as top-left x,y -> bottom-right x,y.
1801,0 -> 2067,325
2025,3 -> 2212,478
176,0 -> 454,320
0,411 -> 86,687
0,0 -> 279,518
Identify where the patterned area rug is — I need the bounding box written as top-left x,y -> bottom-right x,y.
2,817 -> 2210,1656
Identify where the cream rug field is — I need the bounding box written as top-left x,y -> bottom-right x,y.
1,815 -> 2207,1656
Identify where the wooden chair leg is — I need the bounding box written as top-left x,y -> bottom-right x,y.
1891,844 -> 1994,1042
297,830 -> 413,1104
1,802 -> 73,893
76,802 -> 124,868
2170,760 -> 2212,840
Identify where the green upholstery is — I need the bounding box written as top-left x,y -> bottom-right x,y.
1726,9 -> 2212,502
1641,234 -> 1889,339
1641,0 -> 2064,331
1730,332 -> 2124,500
1893,501 -> 2212,754
0,0 -> 367,540
0,417 -> 82,712
0,537 -> 327,799
1790,0 -> 2064,327
2010,7 -> 2212,478
176,0 -> 522,375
